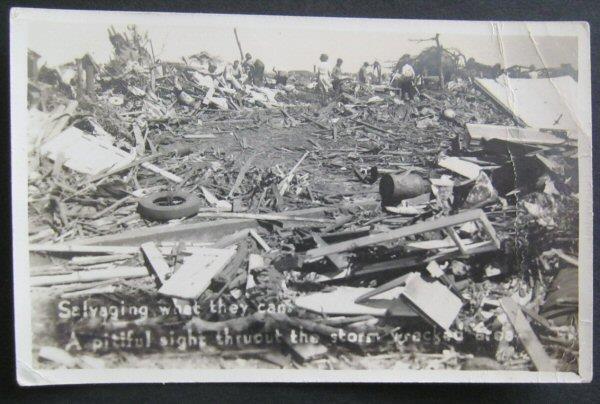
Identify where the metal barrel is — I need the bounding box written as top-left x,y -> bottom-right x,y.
379,172 -> 430,205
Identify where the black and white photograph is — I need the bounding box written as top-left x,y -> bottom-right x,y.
10,8 -> 592,384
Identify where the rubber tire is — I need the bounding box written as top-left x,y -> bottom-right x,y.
137,191 -> 201,221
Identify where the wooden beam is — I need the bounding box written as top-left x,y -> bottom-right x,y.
233,28 -> 244,61
500,297 -> 556,372
444,227 -> 468,255
312,234 -> 348,271
249,229 -> 272,252
194,212 -> 335,224
72,207 -> 335,246
30,266 -> 149,286
228,154 -> 257,198
30,244 -> 140,254
141,242 -> 171,284
305,209 -> 498,259
70,254 -> 132,266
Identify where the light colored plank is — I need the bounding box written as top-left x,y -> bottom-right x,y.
313,234 -> 348,270
466,123 -> 565,145
30,266 -> 149,286
182,134 -> 216,139
294,286 -> 407,316
249,229 -> 272,252
70,254 -> 132,266
30,244 -> 140,254
195,212 -> 335,224
158,248 -> 236,299
141,162 -> 183,183
305,209 -> 495,259
141,242 -> 171,284
438,156 -> 481,180
500,297 -> 556,372
401,273 -> 462,331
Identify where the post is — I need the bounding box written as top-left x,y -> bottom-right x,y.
76,58 -> 85,100
234,28 -> 244,61
149,39 -> 157,92
83,58 -> 96,99
435,33 -> 445,91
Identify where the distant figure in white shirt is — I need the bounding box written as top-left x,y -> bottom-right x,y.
316,53 -> 332,104
391,62 -> 416,101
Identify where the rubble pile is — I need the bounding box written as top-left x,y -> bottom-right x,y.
28,27 -> 579,372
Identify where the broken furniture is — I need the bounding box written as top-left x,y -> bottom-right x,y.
305,209 -> 501,260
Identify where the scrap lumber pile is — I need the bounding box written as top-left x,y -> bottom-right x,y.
28,32 -> 579,372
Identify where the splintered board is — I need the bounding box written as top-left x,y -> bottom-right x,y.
158,247 -> 236,300
438,156 -> 482,180
40,126 -> 135,175
401,273 -> 462,331
466,123 -> 566,145
500,297 -> 556,371
293,286 -> 414,317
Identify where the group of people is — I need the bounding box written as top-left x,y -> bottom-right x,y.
315,53 -> 418,103
191,52 -> 265,93
190,50 -> 418,104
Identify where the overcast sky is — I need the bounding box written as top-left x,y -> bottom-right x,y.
25,12 -> 578,72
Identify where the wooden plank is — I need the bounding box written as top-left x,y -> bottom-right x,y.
401,273 -> 463,331
407,238 -> 473,250
87,152 -> 165,182
30,266 -> 149,286
213,229 -> 250,248
195,212 -> 335,224
182,134 -> 216,139
30,243 -> 209,255
140,242 -> 189,316
278,151 -> 309,195
466,123 -> 565,145
354,273 -> 413,303
141,162 -> 183,183
353,118 -> 394,135
73,207 -> 335,246
438,156 -> 481,180
305,209 -> 494,259
228,154 -> 257,198
294,286 -> 408,316
158,248 -> 236,299
70,254 -> 132,266
444,227 -> 468,255
500,297 -> 556,372
312,234 -> 348,271
141,242 -> 171,284
249,229 -> 272,252
213,242 -> 247,286
246,253 -> 264,291
30,244 -> 140,254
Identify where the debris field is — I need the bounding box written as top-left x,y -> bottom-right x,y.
27,27 -> 579,371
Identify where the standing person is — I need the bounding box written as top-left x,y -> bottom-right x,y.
392,61 -> 416,101
316,53 -> 332,104
372,61 -> 382,84
331,58 -> 344,94
355,62 -> 370,96
231,60 -> 243,80
243,53 -> 265,86
400,62 -> 416,100
223,61 -> 243,91
357,62 -> 369,84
